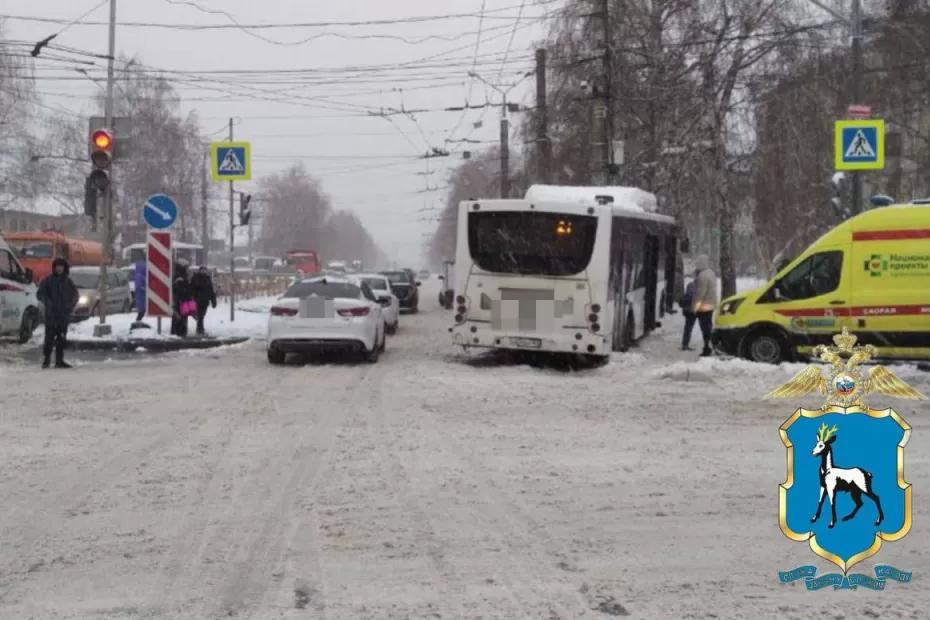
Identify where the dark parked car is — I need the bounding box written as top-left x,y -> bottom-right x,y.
380,270 -> 419,312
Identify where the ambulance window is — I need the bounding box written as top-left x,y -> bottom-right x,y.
0,250 -> 13,278
777,251 -> 843,300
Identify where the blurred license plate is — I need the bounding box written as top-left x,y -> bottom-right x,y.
510,337 -> 541,349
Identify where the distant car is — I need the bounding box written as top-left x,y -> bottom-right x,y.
380,270 -> 419,313
266,276 -> 387,364
348,273 -> 400,334
121,265 -> 137,309
417,269 -> 430,280
69,266 -> 131,320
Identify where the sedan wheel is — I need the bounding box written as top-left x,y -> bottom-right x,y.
364,341 -> 381,363
267,347 -> 286,365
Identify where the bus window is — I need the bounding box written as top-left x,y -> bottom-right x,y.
468,211 -> 597,276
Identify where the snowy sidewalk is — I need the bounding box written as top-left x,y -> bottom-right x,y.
30,296 -> 277,352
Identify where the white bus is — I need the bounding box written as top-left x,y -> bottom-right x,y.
122,242 -> 205,267
450,186 -> 682,360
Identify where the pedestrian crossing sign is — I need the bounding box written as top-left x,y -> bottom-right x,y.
210,141 -> 251,181
835,119 -> 884,171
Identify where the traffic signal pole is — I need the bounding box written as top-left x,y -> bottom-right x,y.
228,117 -> 235,322
95,0 -> 117,336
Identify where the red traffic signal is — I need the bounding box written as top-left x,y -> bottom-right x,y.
90,128 -> 114,169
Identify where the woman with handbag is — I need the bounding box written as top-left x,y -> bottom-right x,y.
171,262 -> 195,337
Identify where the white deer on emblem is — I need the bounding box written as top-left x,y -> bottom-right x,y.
810,423 -> 884,529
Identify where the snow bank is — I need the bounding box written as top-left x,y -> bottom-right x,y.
524,184 -> 658,213
64,297 -> 271,342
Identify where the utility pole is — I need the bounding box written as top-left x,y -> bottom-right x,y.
500,109 -> 510,198
805,0 -> 865,214
535,48 -> 552,184
469,71 -> 529,198
247,209 -> 254,265
850,0 -> 864,214
228,117 -> 236,322
95,0 -> 117,336
590,0 -> 613,186
201,149 -> 209,264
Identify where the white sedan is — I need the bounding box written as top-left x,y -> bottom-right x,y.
267,277 -> 386,364
349,273 -> 400,334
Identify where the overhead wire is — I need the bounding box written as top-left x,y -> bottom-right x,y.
0,1 -> 563,30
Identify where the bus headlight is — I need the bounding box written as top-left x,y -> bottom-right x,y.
720,298 -> 745,315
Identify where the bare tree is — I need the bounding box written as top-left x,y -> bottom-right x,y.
259,163 -> 384,265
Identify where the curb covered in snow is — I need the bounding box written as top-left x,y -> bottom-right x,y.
68,336 -> 250,352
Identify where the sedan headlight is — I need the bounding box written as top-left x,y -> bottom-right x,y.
720,297 -> 745,315
78,295 -> 90,306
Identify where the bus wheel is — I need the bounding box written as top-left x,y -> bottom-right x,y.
745,330 -> 787,364
621,311 -> 636,351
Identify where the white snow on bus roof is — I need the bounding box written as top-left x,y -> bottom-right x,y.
524,184 -> 658,213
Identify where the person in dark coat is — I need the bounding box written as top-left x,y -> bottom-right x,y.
133,260 -> 147,321
36,257 -> 78,368
190,266 -> 217,336
171,262 -> 193,337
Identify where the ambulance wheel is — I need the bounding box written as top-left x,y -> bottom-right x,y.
18,309 -> 39,344
745,329 -> 787,365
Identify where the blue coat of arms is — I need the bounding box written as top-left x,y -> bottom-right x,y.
767,329 -> 923,589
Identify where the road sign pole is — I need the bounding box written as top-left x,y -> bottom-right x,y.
850,0 -> 864,214
228,117 -> 236,323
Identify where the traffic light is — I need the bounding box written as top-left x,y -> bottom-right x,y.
830,171 -> 849,219
89,128 -> 114,191
240,193 -> 252,226
83,174 -> 97,217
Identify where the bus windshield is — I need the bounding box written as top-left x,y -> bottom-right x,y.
468,211 -> 598,276
8,240 -> 54,259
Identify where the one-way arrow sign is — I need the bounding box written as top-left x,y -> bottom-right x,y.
143,194 -> 178,229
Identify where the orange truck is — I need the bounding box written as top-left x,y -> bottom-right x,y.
5,232 -> 103,284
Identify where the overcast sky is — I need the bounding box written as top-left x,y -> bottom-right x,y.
2,0 -> 555,267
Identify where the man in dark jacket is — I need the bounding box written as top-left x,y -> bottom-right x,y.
37,257 -> 78,368
190,266 -> 217,336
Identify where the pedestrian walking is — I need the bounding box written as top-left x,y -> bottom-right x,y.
679,279 -> 697,351
691,255 -> 718,357
133,259 -> 146,321
190,266 -> 217,336
171,262 -> 194,337
36,257 -> 78,369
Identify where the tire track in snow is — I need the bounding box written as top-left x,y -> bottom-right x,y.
362,364 -> 458,619
212,365 -> 362,619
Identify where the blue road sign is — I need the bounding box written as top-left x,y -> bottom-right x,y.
143,194 -> 178,229
210,141 -> 251,181
835,119 -> 884,171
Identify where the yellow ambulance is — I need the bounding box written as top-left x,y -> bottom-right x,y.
713,202 -> 930,363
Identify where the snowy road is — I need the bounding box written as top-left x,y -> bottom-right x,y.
2,280 -> 929,619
